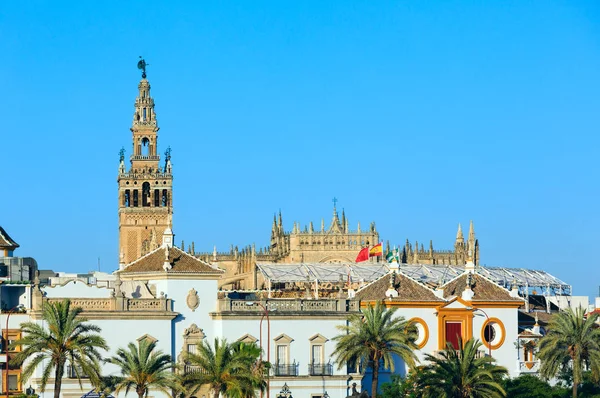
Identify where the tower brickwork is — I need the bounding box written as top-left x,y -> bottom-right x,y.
118,72 -> 173,264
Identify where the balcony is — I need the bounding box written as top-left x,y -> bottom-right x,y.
308,363 -> 333,376
518,360 -> 541,373
183,365 -> 207,375
218,298 -> 359,314
273,364 -> 298,377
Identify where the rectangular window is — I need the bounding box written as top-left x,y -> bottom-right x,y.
445,322 -> 462,350
187,344 -> 197,354
276,345 -> 287,364
311,345 -> 322,364
8,375 -> 18,391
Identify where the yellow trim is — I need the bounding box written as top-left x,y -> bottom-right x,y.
481,317 -> 506,350
408,317 -> 429,349
437,308 -> 474,350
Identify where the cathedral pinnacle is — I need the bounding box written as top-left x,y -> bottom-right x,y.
468,220 -> 475,242
456,223 -> 464,242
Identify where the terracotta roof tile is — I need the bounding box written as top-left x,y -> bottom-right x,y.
442,274 -> 522,301
355,272 -> 444,302
120,246 -> 224,274
518,330 -> 542,337
0,226 -> 19,250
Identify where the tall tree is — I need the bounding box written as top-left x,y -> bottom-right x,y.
11,299 -> 108,398
108,339 -> 180,398
182,338 -> 264,398
332,302 -> 418,398
538,307 -> 600,398
415,338 -> 507,398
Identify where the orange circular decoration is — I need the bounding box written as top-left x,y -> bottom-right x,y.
408,317 -> 429,349
481,317 -> 506,350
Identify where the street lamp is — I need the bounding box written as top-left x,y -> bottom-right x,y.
5,304 -> 24,398
467,306 -> 492,358
246,302 -> 276,398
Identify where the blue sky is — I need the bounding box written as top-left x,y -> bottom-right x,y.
1,1 -> 599,299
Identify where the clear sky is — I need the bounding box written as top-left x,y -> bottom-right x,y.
1,1 -> 599,299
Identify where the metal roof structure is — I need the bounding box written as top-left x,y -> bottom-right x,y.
257,262 -> 571,296
397,264 -> 571,296
257,263 -> 388,284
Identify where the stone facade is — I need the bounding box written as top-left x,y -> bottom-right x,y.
118,77 -> 174,264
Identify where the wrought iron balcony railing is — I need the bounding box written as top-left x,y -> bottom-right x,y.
184,365 -> 208,375
308,363 -> 333,376
273,363 -> 298,377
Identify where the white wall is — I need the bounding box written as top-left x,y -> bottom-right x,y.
216,315 -> 353,398
149,278 -> 219,360
43,280 -> 112,298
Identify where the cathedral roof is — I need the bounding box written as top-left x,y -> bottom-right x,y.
120,245 -> 223,275
441,273 -> 523,302
355,271 -> 443,302
0,226 -> 19,250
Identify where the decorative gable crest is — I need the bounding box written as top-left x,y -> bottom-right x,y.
137,334 -> 158,344
308,333 -> 329,344
237,334 -> 258,344
183,323 -> 205,339
276,383 -> 293,398
273,333 -> 294,344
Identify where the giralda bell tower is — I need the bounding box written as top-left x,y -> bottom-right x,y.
117,59 -> 173,264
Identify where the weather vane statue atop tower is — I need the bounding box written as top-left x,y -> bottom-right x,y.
137,56 -> 149,78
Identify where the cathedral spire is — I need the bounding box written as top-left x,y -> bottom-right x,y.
468,220 -> 475,244
456,223 -> 464,242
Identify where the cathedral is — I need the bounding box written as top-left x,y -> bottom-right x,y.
117,71 -> 479,289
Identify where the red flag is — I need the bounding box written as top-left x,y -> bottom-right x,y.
355,247 -> 369,263
369,243 -> 383,257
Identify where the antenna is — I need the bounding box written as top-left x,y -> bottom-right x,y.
97,257 -> 100,272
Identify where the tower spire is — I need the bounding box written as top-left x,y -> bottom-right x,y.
468,220 -> 475,244
118,60 -> 173,264
456,223 -> 464,242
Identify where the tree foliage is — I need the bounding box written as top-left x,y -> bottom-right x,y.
11,299 -> 108,398
107,339 -> 180,398
414,338 -> 508,398
332,302 -> 418,398
538,307 -> 600,398
182,338 -> 266,398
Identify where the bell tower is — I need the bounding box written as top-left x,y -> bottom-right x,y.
118,59 -> 173,264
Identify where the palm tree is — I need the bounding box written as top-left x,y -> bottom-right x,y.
182,338 -> 264,398
415,337 -> 507,398
107,338 -> 180,398
230,341 -> 268,398
538,307 -> 600,398
332,302 -> 418,398
11,299 -> 108,398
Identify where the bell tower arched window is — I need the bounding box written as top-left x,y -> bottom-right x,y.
141,137 -> 150,157
124,190 -> 130,207
142,182 -> 151,207
133,190 -> 139,207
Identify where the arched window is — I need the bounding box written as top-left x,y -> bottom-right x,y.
124,190 -> 130,207
154,189 -> 160,207
141,137 -> 150,157
142,182 -> 151,207
133,190 -> 139,207
162,190 -> 169,207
